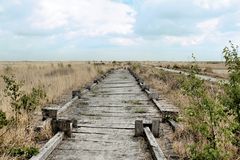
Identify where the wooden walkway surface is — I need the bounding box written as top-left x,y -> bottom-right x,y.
47,69 -> 162,160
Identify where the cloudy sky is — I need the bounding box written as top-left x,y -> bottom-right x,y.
0,0 -> 239,60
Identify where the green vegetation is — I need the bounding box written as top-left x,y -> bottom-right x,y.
180,46 -> 240,159
9,146 -> 39,159
222,42 -> 240,150
2,75 -> 24,123
2,75 -> 46,124
123,100 -> 142,105
0,110 -> 8,129
182,65 -> 231,159
134,108 -> 147,113
127,43 -> 239,159
1,74 -> 46,159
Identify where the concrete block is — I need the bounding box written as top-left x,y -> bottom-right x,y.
71,118 -> 78,128
152,120 -> 160,138
141,84 -> 150,91
56,119 -> 73,138
72,90 -> 81,98
42,108 -> 58,120
34,118 -> 52,132
85,83 -> 92,90
138,78 -> 144,84
135,75 -> 140,80
94,78 -> 100,83
135,120 -> 144,136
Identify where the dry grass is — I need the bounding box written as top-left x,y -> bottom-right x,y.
141,61 -> 229,79
131,63 -> 238,159
0,61 -> 111,115
0,61 -> 113,159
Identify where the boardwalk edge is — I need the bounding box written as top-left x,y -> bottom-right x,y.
144,127 -> 167,160
30,132 -> 64,160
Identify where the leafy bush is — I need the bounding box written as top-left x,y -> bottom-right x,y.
181,60 -> 233,159
0,110 -> 8,128
20,87 -> 46,123
2,75 -> 23,122
222,41 -> 240,149
1,74 -> 46,124
9,146 -> 39,159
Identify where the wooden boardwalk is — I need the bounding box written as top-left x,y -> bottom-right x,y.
47,69 -> 162,160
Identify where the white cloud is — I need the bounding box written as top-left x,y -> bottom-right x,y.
110,37 -> 142,46
194,0 -> 236,9
164,35 -> 205,46
163,18 -> 221,46
197,18 -> 220,32
30,0 -> 136,37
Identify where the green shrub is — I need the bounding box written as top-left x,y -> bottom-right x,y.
1,75 -> 46,124
2,75 -> 23,122
181,59 -> 233,159
20,87 -> 46,123
222,41 -> 240,149
0,110 -> 8,128
9,146 -> 39,159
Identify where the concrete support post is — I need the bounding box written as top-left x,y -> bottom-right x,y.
56,119 -> 72,138
71,118 -> 78,128
72,90 -> 81,99
152,120 -> 160,138
42,108 -> 58,121
138,78 -> 144,84
85,83 -> 91,90
141,84 -> 150,91
135,120 -> 144,136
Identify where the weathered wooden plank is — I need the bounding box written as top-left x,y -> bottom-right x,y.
167,119 -> 182,132
57,96 -> 78,115
144,127 -> 167,160
152,99 -> 179,114
56,140 -> 140,150
31,132 -> 64,160
76,113 -> 161,118
47,69 -> 168,160
103,81 -> 137,84
48,149 -> 148,160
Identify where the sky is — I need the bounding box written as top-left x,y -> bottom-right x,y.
0,0 -> 239,61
